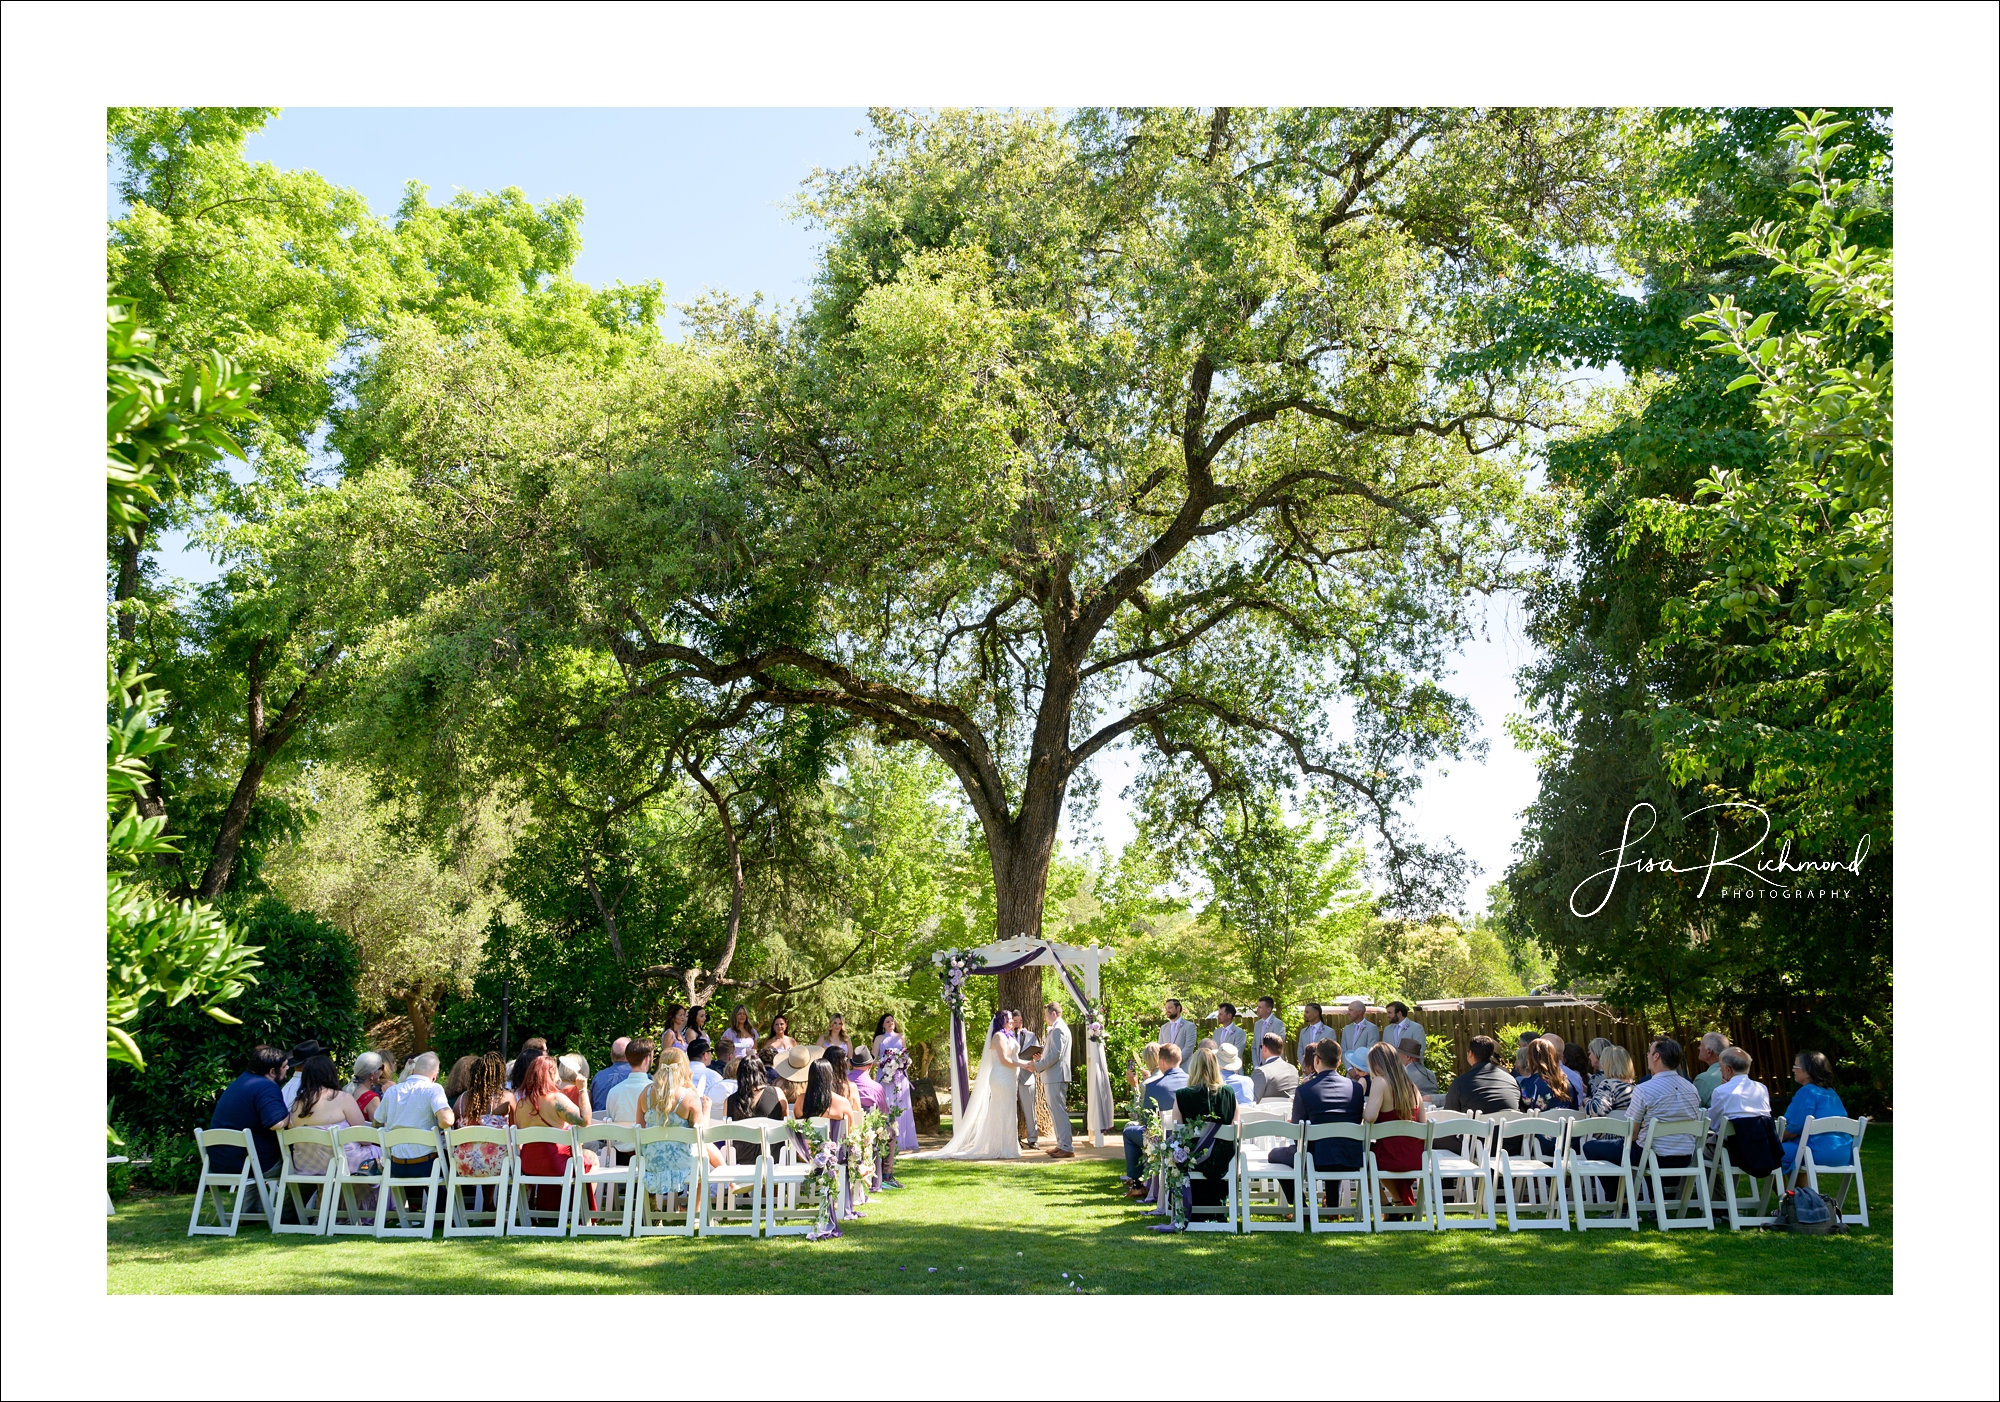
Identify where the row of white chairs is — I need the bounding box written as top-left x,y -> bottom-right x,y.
1157,1108 -> 1869,1234
187,1117 -> 853,1240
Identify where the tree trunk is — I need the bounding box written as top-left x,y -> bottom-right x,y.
196,752 -> 268,900
403,990 -> 435,1054
992,823 -> 1055,1040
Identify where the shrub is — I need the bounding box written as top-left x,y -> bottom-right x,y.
108,896 -> 364,1139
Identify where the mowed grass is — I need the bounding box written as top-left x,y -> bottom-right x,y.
108,1125 -> 1891,1294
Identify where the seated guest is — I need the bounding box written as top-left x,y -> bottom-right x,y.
1267,1035 -> 1367,1205
1780,1050 -> 1855,1174
1251,1034 -> 1300,1103
590,1038 -> 633,1113
1216,1042 -> 1256,1106
1362,1042 -> 1428,1208
345,1051 -> 392,1122
605,1038 -> 655,1124
1169,1047 -> 1240,1223
771,1044 -> 824,1114
1586,1037 -> 1613,1092
727,1054 -> 788,1121
207,1045 -> 291,1177
1398,1037 -> 1438,1095
443,1054 -> 478,1104
820,1047 -> 864,1128
508,1036 -> 548,1092
1627,1038 -> 1701,1167
278,1037 -> 326,1107
511,1053 -> 589,1209
1562,1042 -> 1593,1104
374,1051 -> 457,1196
1707,1045 -> 1771,1136
797,1058 -> 855,1132
1536,1033 -> 1587,1106
637,1048 -> 722,1202
1692,1031 -> 1728,1107
556,1053 -> 593,1113
845,1043 -> 886,1111
284,1052 -> 365,1175
1132,1041 -> 1161,1091
1579,1045 -> 1636,1160
686,1037 -> 732,1113
1443,1035 -> 1521,1115
1517,1038 -> 1575,1111
450,1051 -> 514,1179
1121,1042 -> 1188,1194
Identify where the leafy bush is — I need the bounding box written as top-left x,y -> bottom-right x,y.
108,896 -> 364,1138
109,1121 -> 204,1197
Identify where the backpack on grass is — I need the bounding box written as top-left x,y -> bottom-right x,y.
1773,1185 -> 1844,1234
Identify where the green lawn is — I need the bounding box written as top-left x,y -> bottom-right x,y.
109,1126 -> 1891,1294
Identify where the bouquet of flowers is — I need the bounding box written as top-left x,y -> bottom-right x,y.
1140,1107 -> 1203,1232
876,1046 -> 912,1104
783,1117 -> 843,1241
858,1108 -> 900,1189
929,947 -> 987,1017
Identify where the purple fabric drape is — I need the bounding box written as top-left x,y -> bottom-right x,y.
950,947 -> 1049,1109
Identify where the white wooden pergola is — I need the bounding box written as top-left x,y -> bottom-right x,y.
960,937 -> 1116,1146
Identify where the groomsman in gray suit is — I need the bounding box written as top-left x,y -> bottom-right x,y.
1030,1001 -> 1075,1156
1009,1010 -> 1040,1148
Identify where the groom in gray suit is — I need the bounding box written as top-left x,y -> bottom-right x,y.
1031,1001 -> 1075,1156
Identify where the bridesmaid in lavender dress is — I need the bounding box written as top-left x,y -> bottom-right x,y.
873,1013 -> 919,1152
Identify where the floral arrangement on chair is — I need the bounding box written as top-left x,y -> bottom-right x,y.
782,1117 -> 844,1241
857,1108 -> 900,1190
1140,1107 -> 1204,1232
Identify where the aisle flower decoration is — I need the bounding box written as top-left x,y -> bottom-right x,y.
929,948 -> 988,1016
857,1107 -> 899,1189
1140,1107 -> 1201,1232
782,1117 -> 843,1241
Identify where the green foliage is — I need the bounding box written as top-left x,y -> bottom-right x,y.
1503,108 -> 1892,1040
1358,918 -> 1523,1004
108,897 -> 364,1138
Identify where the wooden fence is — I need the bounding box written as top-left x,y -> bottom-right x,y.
1406,997 -> 1822,1104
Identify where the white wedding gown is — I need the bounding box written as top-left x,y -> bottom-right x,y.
919,1031 -> 1023,1160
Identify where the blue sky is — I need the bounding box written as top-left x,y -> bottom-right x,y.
151,107 -> 1538,911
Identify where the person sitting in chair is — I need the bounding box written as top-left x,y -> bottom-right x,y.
1121,1043 -> 1187,1196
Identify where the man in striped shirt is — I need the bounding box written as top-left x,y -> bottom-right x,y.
1628,1037 -> 1702,1164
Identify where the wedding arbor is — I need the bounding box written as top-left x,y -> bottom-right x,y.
944,937 -> 1117,1147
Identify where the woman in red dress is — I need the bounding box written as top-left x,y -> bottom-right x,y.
510,1054 -> 588,1211
1362,1042 -> 1428,1208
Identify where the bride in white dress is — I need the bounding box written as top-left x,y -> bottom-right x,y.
919,1009 -> 1025,1160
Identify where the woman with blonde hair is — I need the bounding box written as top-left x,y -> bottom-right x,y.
637,1048 -> 721,1203
1169,1046 -> 1241,1223
1362,1041 -> 1428,1208
1578,1043 -> 1637,1161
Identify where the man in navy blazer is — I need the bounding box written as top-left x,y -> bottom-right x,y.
1122,1043 -> 1189,1192
1266,1059 -> 1366,1205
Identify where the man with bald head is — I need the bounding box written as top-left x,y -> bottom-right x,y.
590,1036 -> 633,1113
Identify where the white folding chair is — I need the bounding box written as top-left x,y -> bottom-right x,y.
442,1127 -> 511,1238
1638,1116 -> 1713,1230
186,1129 -> 273,1237
1303,1122 -> 1371,1233
1709,1115 -> 1786,1230
1183,1124 -> 1240,1233
573,1123 -> 640,1237
1497,1116 -> 1571,1231
506,1127 -> 576,1236
327,1125 -> 385,1234
1367,1120 -> 1435,1231
700,1123 -> 768,1236
1566,1118 -> 1639,1230
376,1129 -> 447,1237
1792,1115 -> 1869,1228
272,1127 -> 340,1235
1239,1120 -> 1305,1233
1429,1116 -> 1496,1231
633,1123 -> 705,1237
766,1118 -> 837,1237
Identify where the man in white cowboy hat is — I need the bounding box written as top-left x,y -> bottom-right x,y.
1216,1041 -> 1255,1106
